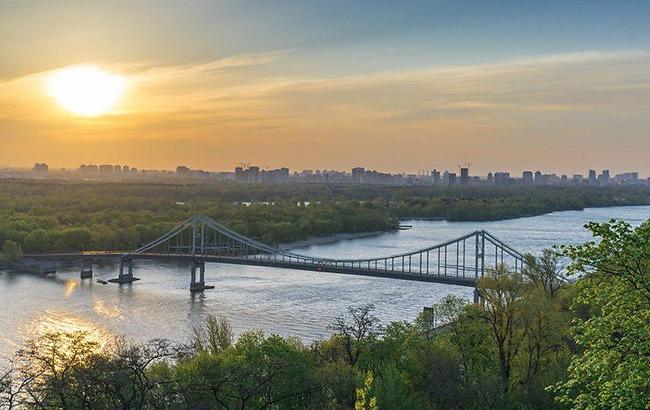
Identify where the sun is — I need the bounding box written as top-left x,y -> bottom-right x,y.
47,66 -> 126,116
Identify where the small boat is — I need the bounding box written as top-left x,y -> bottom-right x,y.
96,279 -> 108,285
43,269 -> 57,275
399,224 -> 413,230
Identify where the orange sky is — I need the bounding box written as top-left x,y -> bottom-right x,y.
1,1 -> 650,176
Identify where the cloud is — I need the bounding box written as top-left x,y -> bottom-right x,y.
1,50 -> 649,172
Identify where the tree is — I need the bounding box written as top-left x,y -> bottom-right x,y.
13,331 -> 100,408
330,304 -> 381,366
1,240 -> 22,267
522,249 -> 566,298
476,265 -> 528,396
552,220 -> 650,409
190,314 -> 234,355
415,295 -> 467,341
0,359 -> 32,409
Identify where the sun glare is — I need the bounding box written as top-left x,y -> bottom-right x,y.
48,66 -> 125,116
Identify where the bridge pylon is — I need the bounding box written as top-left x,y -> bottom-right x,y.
80,260 -> 93,279
190,259 -> 215,292
108,258 -> 140,284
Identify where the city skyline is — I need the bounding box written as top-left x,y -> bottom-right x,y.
4,156 -> 650,179
2,1 -> 650,173
15,160 -> 649,186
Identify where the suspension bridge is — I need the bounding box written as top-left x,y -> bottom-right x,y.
23,215 -> 525,302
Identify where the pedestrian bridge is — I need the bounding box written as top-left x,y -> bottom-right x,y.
24,215 -> 525,296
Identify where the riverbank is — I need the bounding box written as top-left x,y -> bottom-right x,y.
279,231 -> 385,250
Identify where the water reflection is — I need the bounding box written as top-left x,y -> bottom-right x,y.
21,310 -> 112,353
93,299 -> 124,320
64,279 -> 78,298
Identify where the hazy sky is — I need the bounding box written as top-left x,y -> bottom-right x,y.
1,0 -> 650,175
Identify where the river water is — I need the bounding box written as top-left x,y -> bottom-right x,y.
1,205 -> 649,356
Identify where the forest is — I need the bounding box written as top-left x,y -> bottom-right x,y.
1,178 -> 650,253
1,219 -> 648,409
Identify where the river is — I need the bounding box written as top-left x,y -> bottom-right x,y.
1,205 -> 649,356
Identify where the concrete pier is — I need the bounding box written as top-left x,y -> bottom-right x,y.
109,260 -> 140,284
190,260 -> 214,292
80,261 -> 93,279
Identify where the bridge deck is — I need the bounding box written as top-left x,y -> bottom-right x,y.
23,252 -> 477,287
22,215 -> 524,290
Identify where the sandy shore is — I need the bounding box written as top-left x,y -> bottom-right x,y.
279,231 -> 385,250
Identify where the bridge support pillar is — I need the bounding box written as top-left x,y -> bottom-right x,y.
190,260 -> 214,292
108,259 -> 140,284
80,260 -> 93,279
473,288 -> 481,304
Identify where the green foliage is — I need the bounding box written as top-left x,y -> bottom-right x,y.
354,372 -> 378,410
2,179 -> 649,253
0,240 -> 22,267
552,220 -> 650,409
190,314 -> 234,354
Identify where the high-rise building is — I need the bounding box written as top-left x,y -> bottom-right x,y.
431,169 -> 441,184
459,167 -> 469,185
248,166 -> 260,183
33,163 -> 48,173
234,167 -> 244,182
79,164 -> 99,174
447,172 -> 457,185
588,169 -> 597,184
494,172 -> 512,186
598,170 -> 610,185
176,165 -> 190,176
522,171 -> 533,184
99,164 -> 114,174
534,170 -> 542,184
352,167 -> 365,183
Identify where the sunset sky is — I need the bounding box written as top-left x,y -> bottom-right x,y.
1,1 -> 650,175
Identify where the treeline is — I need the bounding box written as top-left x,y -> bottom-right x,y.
1,179 -> 649,253
1,219 -> 648,409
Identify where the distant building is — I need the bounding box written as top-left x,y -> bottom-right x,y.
534,170 -> 542,184
431,169 -> 441,184
79,164 -> 99,174
33,163 -> 48,173
176,165 -> 190,176
588,169 -> 597,185
248,166 -> 260,183
459,167 -> 469,185
522,171 -> 533,184
494,172 -> 512,186
447,172 -> 457,185
351,167 -> 365,183
600,170 -> 610,184
99,164 -> 114,174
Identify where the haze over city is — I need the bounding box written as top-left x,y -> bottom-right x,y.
2,1 -> 650,175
